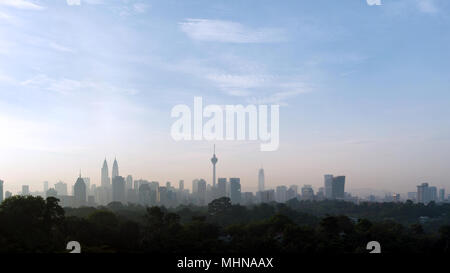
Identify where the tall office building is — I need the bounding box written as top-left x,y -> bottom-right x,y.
112,176 -> 126,203
324,174 -> 333,199
332,176 -> 345,199
126,175 -> 133,190
229,178 -> 241,204
22,185 -> 29,196
429,186 -> 438,202
74,173 -> 86,208
43,181 -> 48,193
417,183 -> 431,204
258,168 -> 265,192
82,177 -> 91,196
55,181 -> 68,196
276,185 -> 287,203
197,179 -> 207,206
302,185 -> 315,201
211,145 -> 218,188
112,158 -> 119,179
217,178 -> 227,198
439,188 -> 446,202
179,180 -> 184,191
0,179 -> 3,203
101,159 -> 110,188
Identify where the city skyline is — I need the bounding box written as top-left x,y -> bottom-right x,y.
1,0 -> 450,194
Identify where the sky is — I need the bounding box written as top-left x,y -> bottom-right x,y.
0,0 -> 449,196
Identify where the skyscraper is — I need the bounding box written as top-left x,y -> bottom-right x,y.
112,176 -> 126,203
332,176 -> 345,199
324,174 -> 333,199
179,180 -> 184,191
112,157 -> 119,179
0,179 -> 3,203
258,168 -> 265,192
101,158 -> 110,188
43,181 -> 48,193
217,178 -> 227,198
211,145 -> 218,188
276,185 -> 287,203
55,181 -> 68,196
74,173 -> 86,208
439,188 -> 445,202
197,179 -> 207,206
126,175 -> 133,190
417,183 -> 431,204
22,185 -> 29,196
229,178 -> 241,204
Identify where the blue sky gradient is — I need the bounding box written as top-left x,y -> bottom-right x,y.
0,0 -> 449,195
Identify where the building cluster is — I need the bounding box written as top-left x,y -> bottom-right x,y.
0,148 -> 447,208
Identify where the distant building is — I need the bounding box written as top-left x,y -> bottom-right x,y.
407,192 -> 417,202
276,186 -> 287,203
55,181 -> 68,196
229,178 -> 241,204
324,174 -> 333,199
217,178 -> 227,198
112,176 -> 126,204
82,177 -> 91,196
74,175 -> 86,208
112,158 -> 119,179
332,176 -> 345,199
439,189 -> 446,202
392,193 -> 401,202
5,191 -> 12,199
258,168 -> 265,192
22,185 -> 30,196
46,188 -> 58,198
43,181 -> 48,193
0,179 -> 3,203
179,180 -> 184,191
139,183 -> 156,205
417,183 -> 437,204
242,192 -> 254,205
301,185 -> 314,201
260,189 -> 275,203
101,159 -> 111,188
197,179 -> 207,206
126,175 -> 133,191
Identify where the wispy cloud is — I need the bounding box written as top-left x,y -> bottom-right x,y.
179,19 -> 287,43
49,42 -> 74,53
366,0 -> 382,6
416,0 -> 438,13
0,0 -> 44,10
21,74 -> 139,96
66,0 -> 81,6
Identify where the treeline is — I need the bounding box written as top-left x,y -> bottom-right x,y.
0,195 -> 449,253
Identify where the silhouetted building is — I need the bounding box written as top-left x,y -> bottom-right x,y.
229,178 -> 241,204
74,174 -> 86,208
276,186 -> 287,203
211,145 -> 218,188
301,185 -> 314,201
197,179 -> 207,205
324,174 -> 333,199
46,188 -> 57,198
126,175 -> 133,191
55,181 -> 68,196
217,178 -> 227,198
258,168 -> 265,192
5,191 -> 12,199
112,176 -> 126,204
0,179 -> 3,203
332,176 -> 345,199
22,185 -> 29,196
101,158 -> 111,188
112,157 -> 119,179
439,188 -> 445,202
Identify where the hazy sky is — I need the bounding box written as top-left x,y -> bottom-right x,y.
0,0 -> 449,195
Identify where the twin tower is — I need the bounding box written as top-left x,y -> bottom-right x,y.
101,157 -> 119,188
